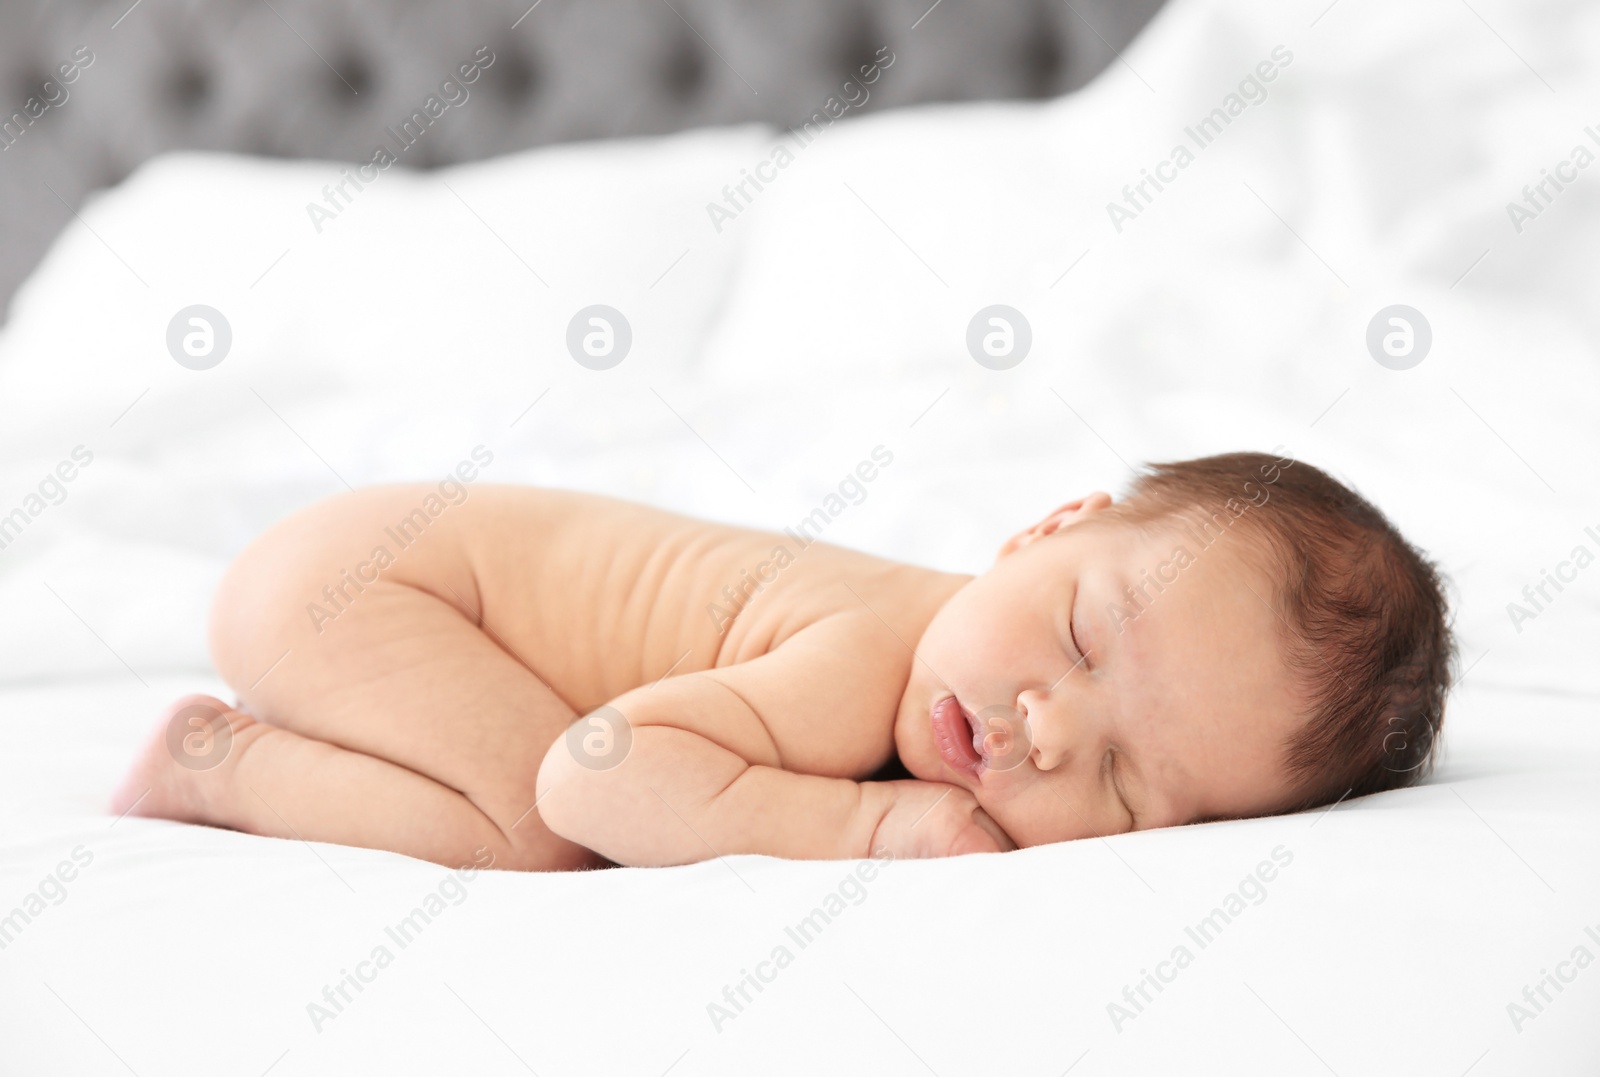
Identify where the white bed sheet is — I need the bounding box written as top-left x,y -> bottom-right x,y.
3,0 -> 1599,1070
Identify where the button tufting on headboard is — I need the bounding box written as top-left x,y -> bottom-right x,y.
493,50 -> 539,102
0,0 -> 1166,318
659,34 -> 706,104
1020,11 -> 1066,98
166,64 -> 210,112
330,53 -> 376,100
13,70 -> 49,107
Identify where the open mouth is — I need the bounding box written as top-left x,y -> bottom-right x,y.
931,694 -> 987,780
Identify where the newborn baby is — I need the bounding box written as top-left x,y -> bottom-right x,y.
114,449 -> 1454,871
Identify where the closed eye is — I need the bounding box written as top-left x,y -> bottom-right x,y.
1069,603 -> 1091,671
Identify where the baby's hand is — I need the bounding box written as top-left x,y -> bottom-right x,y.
866,780 -> 1017,859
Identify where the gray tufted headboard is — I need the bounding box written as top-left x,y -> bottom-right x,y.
0,0 -> 1166,319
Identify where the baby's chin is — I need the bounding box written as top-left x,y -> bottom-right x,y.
974,781 -> 1093,847
982,812 -> 1060,850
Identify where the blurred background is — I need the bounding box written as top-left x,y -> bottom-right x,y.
0,0 -> 1164,316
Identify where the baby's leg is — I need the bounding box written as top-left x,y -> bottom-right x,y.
116,695 -> 513,869
117,486 -> 603,872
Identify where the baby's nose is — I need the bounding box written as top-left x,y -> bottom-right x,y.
1017,690 -> 1072,771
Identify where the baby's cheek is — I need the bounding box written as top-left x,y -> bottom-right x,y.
982,787 -> 1081,848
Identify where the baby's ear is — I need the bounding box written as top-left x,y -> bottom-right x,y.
997,492 -> 1114,558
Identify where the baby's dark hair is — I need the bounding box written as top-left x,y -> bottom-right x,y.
1096,449 -> 1456,813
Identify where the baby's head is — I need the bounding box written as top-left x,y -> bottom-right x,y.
895,449 -> 1456,846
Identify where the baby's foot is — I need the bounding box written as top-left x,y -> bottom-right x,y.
111,694 -> 254,823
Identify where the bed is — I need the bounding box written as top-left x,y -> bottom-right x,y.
3,0 -> 1599,1072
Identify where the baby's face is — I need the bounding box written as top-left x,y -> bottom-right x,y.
894,494 -> 1307,847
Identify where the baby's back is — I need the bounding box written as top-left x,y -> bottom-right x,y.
413,484 -> 927,714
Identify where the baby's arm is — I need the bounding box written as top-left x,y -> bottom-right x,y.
535,614 -> 1011,864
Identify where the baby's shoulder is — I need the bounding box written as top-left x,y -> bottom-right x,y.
751,542 -> 945,651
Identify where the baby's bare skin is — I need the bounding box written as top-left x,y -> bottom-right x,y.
114,481 -> 999,869
117,454 -> 1307,870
